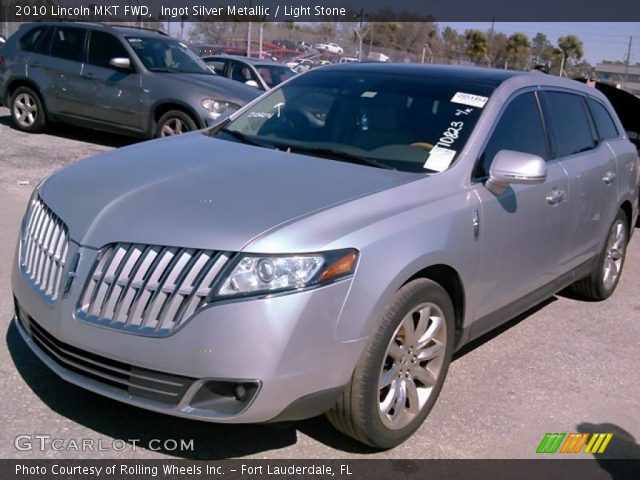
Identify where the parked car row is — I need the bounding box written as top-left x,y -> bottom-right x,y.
0,23 -> 260,138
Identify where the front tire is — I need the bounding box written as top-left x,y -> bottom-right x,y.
327,279 -> 455,449
154,110 -> 197,138
571,210 -> 628,300
10,86 -> 47,133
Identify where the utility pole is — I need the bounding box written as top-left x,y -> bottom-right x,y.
488,17 -> 495,67
247,22 -> 252,57
623,35 -> 633,90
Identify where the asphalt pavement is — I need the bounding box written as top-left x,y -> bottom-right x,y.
0,107 -> 639,460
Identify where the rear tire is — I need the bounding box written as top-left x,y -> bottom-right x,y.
10,86 -> 47,133
154,110 -> 197,138
327,279 -> 454,449
571,210 -> 628,300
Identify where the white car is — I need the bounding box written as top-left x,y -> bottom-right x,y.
315,42 -> 343,54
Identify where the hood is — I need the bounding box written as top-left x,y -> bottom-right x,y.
159,73 -> 260,104
40,133 -> 418,252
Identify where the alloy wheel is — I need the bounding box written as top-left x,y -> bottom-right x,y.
602,219 -> 626,291
378,302 -> 447,430
160,117 -> 190,136
13,93 -> 38,128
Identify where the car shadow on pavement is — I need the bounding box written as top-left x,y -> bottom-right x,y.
5,320 -> 299,459
577,422 -> 640,479
0,112 -> 138,149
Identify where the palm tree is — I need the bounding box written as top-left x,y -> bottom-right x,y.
558,34 -> 584,77
464,29 -> 489,65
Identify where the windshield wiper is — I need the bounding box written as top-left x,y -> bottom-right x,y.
286,145 -> 395,170
220,129 -> 275,149
146,67 -> 176,72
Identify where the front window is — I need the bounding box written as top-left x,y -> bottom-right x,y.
217,70 -> 492,173
126,36 -> 212,74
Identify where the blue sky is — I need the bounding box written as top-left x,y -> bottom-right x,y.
440,23 -> 640,65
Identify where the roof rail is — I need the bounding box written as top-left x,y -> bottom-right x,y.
106,24 -> 169,36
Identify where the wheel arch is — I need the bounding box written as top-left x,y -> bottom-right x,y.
403,264 -> 466,347
619,200 -> 633,236
5,78 -> 47,111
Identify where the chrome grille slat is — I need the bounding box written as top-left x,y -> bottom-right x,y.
19,197 -> 69,302
77,243 -> 232,336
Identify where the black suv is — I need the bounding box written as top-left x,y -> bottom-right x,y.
0,23 -> 259,138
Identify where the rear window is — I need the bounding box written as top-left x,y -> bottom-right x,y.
19,26 -> 52,54
51,27 -> 87,62
587,98 -> 620,141
543,91 -> 596,158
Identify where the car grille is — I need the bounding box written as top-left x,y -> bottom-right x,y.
19,196 -> 70,302
15,304 -> 195,406
77,243 -> 232,337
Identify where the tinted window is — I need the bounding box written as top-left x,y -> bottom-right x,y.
544,91 -> 596,158
51,27 -> 86,62
88,31 -> 129,68
19,26 -> 52,54
587,98 -> 620,140
475,92 -> 547,178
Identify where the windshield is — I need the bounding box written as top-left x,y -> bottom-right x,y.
126,36 -> 212,74
219,70 -> 493,173
256,65 -> 296,88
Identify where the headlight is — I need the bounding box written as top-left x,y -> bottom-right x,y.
215,249 -> 359,299
201,98 -> 240,119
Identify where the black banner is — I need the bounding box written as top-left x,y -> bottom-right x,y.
3,460 -> 640,480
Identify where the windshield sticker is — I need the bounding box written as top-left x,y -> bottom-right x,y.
361,91 -> 378,98
435,121 -> 464,149
451,92 -> 488,108
424,146 -> 456,172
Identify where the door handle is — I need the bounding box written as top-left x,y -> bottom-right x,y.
602,171 -> 617,185
82,72 -> 95,79
546,190 -> 566,206
31,61 -> 42,67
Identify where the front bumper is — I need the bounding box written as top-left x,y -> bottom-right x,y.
12,247 -> 366,423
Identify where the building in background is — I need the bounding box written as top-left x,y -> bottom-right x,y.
595,62 -> 640,96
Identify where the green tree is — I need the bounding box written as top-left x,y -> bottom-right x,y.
464,29 -> 489,64
442,26 -> 463,63
531,32 -> 553,66
505,32 -> 531,70
557,34 -> 584,77
489,32 -> 508,69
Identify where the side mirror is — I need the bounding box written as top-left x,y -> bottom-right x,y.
109,57 -> 132,71
244,79 -> 260,88
486,150 -> 546,196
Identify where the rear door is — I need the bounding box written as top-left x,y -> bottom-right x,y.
79,30 -> 145,131
43,26 -> 87,116
471,90 -> 570,319
540,90 -> 618,269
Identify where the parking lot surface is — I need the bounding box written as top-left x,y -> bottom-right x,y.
1,107 -> 639,459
